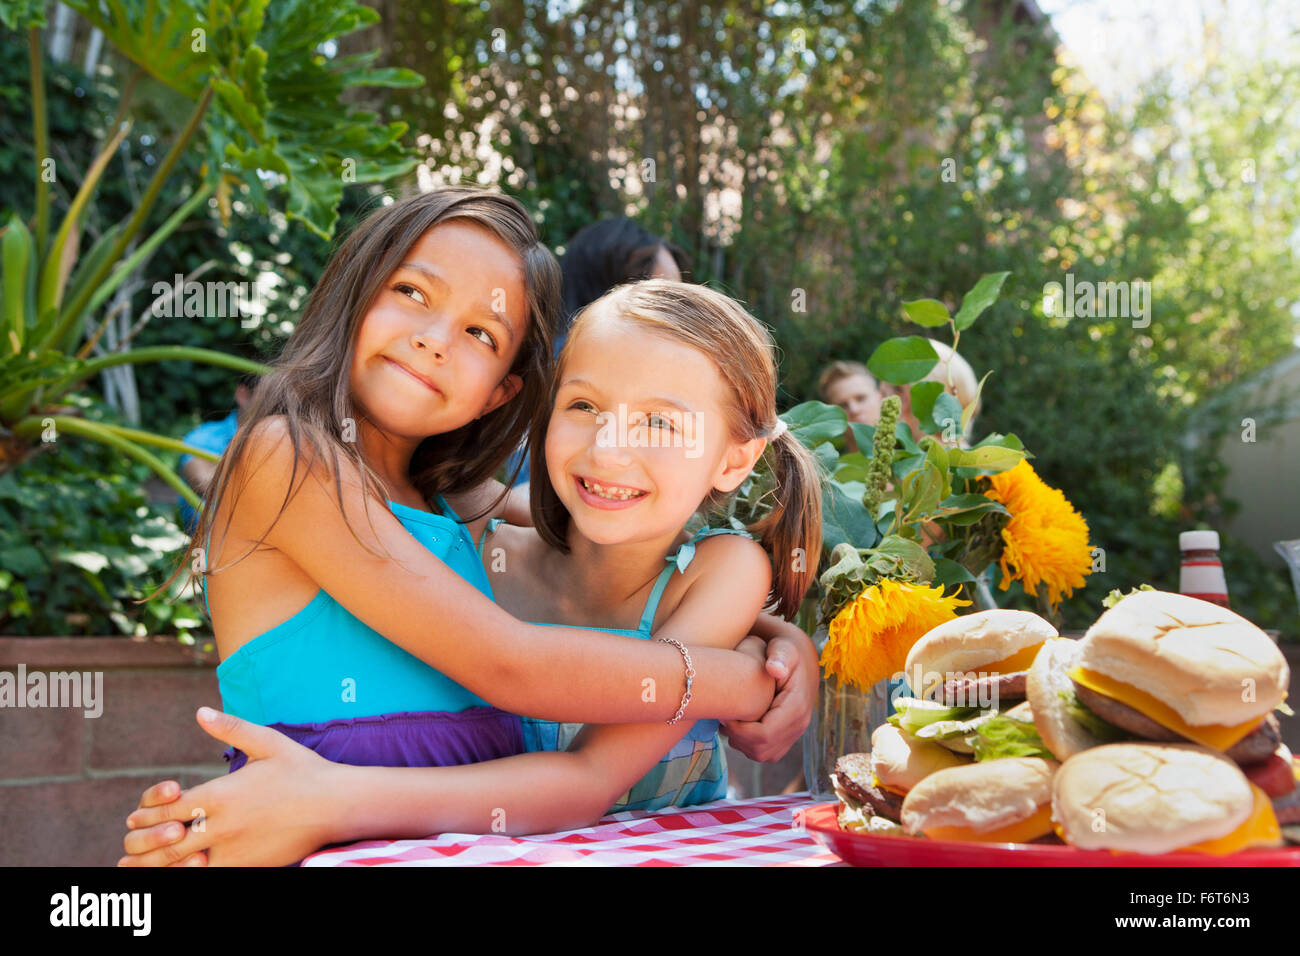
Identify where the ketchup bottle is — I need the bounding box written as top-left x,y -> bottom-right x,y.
1179,530 -> 1230,608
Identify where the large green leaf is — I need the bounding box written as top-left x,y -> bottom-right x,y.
867,336 -> 939,385
953,271 -> 1011,330
948,444 -> 1026,474
822,480 -> 880,552
64,0 -> 216,97
901,298 -> 950,328
782,401 -> 849,449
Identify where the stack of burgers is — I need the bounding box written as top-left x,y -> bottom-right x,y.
831,590 -> 1297,855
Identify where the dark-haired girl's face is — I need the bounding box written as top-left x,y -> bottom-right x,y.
349,220 -> 528,442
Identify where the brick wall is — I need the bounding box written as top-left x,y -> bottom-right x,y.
0,637 -> 227,866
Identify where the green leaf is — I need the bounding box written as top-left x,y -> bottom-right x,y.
962,370 -> 993,437
971,715 -> 1055,761
874,534 -> 935,583
901,298 -> 951,328
908,381 -> 944,429
929,392 -> 964,439
866,336 -> 939,385
781,401 -> 849,449
953,271 -> 1011,330
822,481 -> 880,552
833,452 -> 871,482
922,438 -> 951,499
900,459 -> 944,524
847,422 -> 875,452
948,444 -> 1025,474
343,66 -> 424,88
931,558 -> 977,587
63,0 -> 215,97
0,544 -> 47,575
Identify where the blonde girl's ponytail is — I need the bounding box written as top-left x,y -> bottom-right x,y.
746,424 -> 824,620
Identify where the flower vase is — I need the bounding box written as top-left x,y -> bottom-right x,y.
801,625 -> 892,800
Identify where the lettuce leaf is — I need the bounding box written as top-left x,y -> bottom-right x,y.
913,710 -> 998,741
893,697 -> 979,735
970,714 -> 1055,761
1057,689 -> 1132,742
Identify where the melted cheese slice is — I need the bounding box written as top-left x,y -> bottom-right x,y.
923,803 -> 1053,843
1053,786 -> 1280,855
869,773 -> 909,797
1178,786 -> 1280,855
1068,666 -> 1262,751
982,641 -> 1045,675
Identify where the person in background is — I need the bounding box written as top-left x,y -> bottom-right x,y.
177,375 -> 256,535
817,360 -> 883,452
507,218 -> 689,489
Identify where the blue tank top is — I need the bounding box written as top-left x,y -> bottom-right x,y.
209,496 -> 498,725
498,522 -> 754,813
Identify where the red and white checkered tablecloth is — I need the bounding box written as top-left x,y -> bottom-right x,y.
301,792 -> 842,867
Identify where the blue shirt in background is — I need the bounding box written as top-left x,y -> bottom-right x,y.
177,409 -> 240,534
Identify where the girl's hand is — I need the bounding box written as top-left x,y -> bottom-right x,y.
118,707 -> 341,867
721,623 -> 819,763
121,779 -> 207,866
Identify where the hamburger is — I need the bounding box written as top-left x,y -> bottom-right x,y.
900,756 -> 1059,843
905,609 -> 1058,707
831,723 -> 968,832
1052,742 -> 1282,854
1055,591 -> 1289,764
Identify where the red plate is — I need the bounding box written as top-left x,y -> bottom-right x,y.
795,803 -> 1300,867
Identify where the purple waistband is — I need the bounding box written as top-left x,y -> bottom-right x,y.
224,706 -> 525,773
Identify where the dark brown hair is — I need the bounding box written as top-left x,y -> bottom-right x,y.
149,187 -> 561,616
529,279 -> 822,619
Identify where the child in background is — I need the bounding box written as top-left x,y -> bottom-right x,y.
818,360 -> 883,453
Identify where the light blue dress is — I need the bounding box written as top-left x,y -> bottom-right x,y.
485,522 -> 751,812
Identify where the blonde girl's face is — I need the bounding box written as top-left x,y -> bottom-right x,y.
545,307 -> 764,546
348,220 -> 529,441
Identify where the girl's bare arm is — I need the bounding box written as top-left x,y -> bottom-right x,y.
236,416 -> 773,723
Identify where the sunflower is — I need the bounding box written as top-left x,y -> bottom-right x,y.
984,459 -> 1092,612
819,579 -> 970,691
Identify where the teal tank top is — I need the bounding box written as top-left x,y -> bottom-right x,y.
502,523 -> 754,813
210,496 -> 496,725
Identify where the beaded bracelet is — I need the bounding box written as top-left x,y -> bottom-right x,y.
657,637 -> 695,725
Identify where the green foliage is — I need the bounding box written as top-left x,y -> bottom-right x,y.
0,394 -> 204,639
0,0 -> 421,508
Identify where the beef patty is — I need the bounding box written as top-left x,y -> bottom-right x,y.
831,752 -> 904,822
1071,681 -> 1281,765
938,670 -> 1028,707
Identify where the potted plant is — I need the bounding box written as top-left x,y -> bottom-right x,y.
726,273 -> 1096,797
